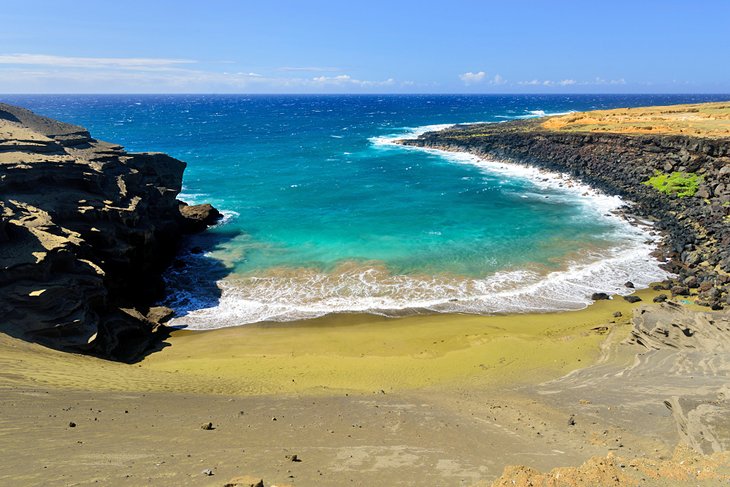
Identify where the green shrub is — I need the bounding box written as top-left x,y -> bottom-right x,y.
643,171 -> 702,197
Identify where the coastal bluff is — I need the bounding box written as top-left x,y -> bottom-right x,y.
0,103 -> 220,361
402,102 -> 730,310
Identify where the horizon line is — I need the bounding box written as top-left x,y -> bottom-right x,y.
2,92 -> 730,97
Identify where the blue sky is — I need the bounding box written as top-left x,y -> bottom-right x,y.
1,0 -> 728,93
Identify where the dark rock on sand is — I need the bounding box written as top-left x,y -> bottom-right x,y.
671,286 -> 690,297
0,103 -> 220,361
591,293 -> 610,301
623,295 -> 642,303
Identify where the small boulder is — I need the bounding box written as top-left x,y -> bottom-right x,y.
653,294 -> 668,303
179,202 -> 222,233
591,292 -> 610,301
671,286 -> 690,297
698,281 -> 714,293
612,311 -> 622,318
683,276 -> 700,289
623,295 -> 642,303
624,281 -> 635,289
202,468 -> 214,476
201,422 -> 215,430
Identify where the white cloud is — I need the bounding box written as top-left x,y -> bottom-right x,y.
311,74 -> 395,87
492,74 -> 506,85
0,53 -> 400,92
593,77 -> 626,85
517,77 -> 624,87
0,55 -> 399,93
0,53 -> 195,70
460,71 -> 507,86
277,66 -> 340,72
459,71 -> 487,85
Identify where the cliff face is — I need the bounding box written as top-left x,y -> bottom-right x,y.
0,103 -> 219,361
403,120 -> 730,309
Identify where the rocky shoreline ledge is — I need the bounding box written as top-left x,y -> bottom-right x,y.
401,114 -> 730,310
0,103 -> 220,361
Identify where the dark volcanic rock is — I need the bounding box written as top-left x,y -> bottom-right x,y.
402,117 -> 730,308
671,286 -> 691,297
179,202 -> 222,232
0,103 -> 219,361
591,293 -> 611,301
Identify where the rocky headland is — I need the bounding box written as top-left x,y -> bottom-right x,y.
401,102 -> 730,310
0,103 -> 220,361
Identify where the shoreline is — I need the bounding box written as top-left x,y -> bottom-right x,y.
401,104 -> 730,312
0,286 -> 661,395
164,118 -> 671,330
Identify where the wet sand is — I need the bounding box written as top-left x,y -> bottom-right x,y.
2,288 -> 730,486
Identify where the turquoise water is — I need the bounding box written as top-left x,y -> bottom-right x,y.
5,94 -> 725,328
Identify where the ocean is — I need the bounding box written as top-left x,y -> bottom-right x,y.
6,94 -> 727,329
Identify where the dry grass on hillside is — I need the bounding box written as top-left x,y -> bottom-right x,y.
542,101 -> 730,138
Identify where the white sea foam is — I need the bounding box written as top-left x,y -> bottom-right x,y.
218,209 -> 240,225
496,109 -> 576,120
167,236 -> 668,330
177,191 -> 209,205
165,117 -> 671,330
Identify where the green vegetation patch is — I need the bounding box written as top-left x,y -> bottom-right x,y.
644,171 -> 703,197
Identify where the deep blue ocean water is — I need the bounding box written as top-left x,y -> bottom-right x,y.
5,94 -> 727,328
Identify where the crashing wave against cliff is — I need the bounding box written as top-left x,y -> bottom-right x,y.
0,103 -> 220,361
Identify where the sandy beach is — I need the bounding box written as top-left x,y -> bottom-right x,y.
3,285 -> 730,486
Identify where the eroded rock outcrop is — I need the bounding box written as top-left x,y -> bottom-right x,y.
0,103 -> 220,361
